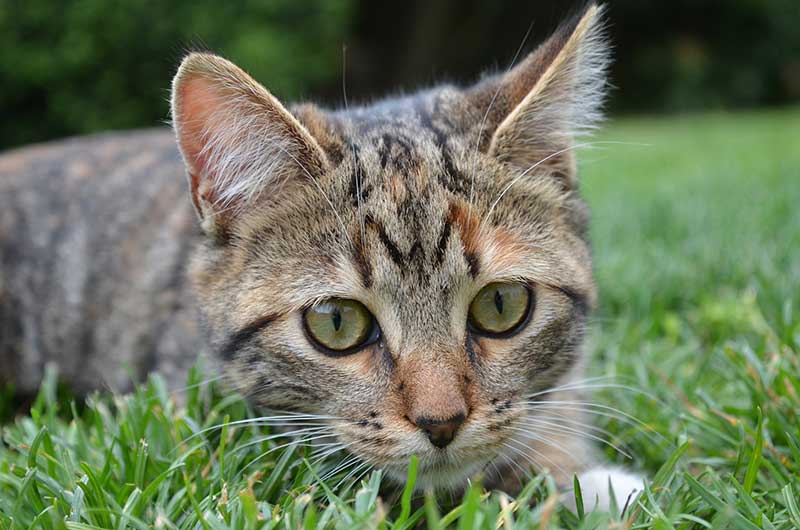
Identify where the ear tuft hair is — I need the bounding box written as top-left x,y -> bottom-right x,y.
472,3 -> 611,189
171,53 -> 329,236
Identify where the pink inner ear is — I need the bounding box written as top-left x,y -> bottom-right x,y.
174,76 -> 227,179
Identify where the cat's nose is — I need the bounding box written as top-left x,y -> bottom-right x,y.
414,413 -> 466,448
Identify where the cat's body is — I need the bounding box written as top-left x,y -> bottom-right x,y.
0,98 -> 580,398
0,3 -> 641,510
0,130 -> 203,394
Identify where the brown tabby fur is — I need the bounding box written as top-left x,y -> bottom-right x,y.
1,4 -> 631,494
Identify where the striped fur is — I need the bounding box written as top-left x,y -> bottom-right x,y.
1,4 -> 641,501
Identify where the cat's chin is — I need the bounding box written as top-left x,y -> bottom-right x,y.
381,455 -> 491,492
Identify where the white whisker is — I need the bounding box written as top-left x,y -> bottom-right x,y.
309,442 -> 354,469
334,460 -> 371,490
524,375 -> 619,397
521,401 -> 667,444
318,453 -> 360,482
500,440 -> 544,479
521,400 -> 643,424
230,426 -> 335,454
504,426 -> 576,459
522,408 -> 622,439
241,432 -> 342,474
179,413 -> 338,446
348,463 -> 375,491
467,20 -> 536,222
481,141 -> 650,231
169,375 -> 226,394
518,417 -> 631,458
526,381 -> 659,402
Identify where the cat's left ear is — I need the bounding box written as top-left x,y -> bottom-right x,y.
472,3 -> 610,189
171,53 -> 330,237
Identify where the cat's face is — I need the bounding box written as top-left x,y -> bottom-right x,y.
172,4 -> 607,488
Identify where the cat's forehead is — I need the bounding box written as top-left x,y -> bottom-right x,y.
328,89 -> 484,218
288,96 -> 461,318
331,88 -> 473,159
247,89 -> 586,328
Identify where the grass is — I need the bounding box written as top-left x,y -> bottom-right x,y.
2,107 -> 800,529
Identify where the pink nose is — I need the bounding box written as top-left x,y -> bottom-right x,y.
413,413 -> 466,448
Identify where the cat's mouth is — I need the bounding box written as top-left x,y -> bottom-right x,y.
371,437 -> 512,490
381,453 -> 490,490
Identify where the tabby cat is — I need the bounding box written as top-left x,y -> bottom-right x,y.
0,3 -> 641,510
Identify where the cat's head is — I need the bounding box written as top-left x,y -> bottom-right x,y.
171,4 -> 609,488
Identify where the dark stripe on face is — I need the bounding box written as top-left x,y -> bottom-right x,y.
435,217 -> 452,265
438,150 -> 470,197
219,314 -> 277,360
465,251 -> 480,278
347,144 -> 371,208
447,201 -> 482,278
352,232 -> 373,289
465,335 -> 479,367
378,133 -> 415,170
516,301 -> 586,387
416,98 -> 471,198
381,344 -> 395,372
553,285 -> 591,316
366,215 -> 406,269
407,241 -> 424,266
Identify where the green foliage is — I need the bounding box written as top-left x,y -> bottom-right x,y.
0,0 -> 353,148
609,0 -> 800,113
1,108 -> 800,528
2,1 -> 799,149
3,1 -> 800,150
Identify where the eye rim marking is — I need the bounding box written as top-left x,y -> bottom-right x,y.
302,298 -> 382,357
220,313 -> 278,360
467,282 -> 535,339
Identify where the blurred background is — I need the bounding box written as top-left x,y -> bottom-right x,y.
1,0 -> 798,150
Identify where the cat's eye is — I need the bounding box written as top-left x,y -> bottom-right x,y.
468,282 -> 533,337
303,299 -> 379,355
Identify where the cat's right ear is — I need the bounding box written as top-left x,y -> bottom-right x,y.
468,3 -> 610,190
171,53 -> 329,237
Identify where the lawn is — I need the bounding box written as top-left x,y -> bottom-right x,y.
1,107 -> 799,529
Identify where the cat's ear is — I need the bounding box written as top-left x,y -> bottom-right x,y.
171,52 -> 329,237
471,3 -> 610,189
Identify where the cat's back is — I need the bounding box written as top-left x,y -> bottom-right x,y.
0,129 -> 204,395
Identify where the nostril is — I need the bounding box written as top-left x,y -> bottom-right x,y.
424,426 -> 455,448
415,413 -> 466,448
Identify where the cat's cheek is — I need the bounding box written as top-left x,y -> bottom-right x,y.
334,423 -> 419,471
468,286 -> 562,359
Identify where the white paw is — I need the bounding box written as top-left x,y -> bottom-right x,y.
569,467 -> 643,514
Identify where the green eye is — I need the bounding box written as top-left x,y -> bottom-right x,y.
303,299 -> 378,354
468,282 -> 532,336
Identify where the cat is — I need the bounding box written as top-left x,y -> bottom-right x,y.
0,2 -> 641,511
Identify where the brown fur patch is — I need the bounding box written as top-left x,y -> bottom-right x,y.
396,355 -> 470,423
351,230 -> 374,289
387,173 -> 407,204
448,200 -> 483,276
488,227 -> 529,273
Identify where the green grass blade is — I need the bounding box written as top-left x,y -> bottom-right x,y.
573,474 -> 585,520
743,407 -> 764,495
784,484 -> 800,528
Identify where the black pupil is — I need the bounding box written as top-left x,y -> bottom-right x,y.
494,289 -> 504,314
332,308 -> 342,331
